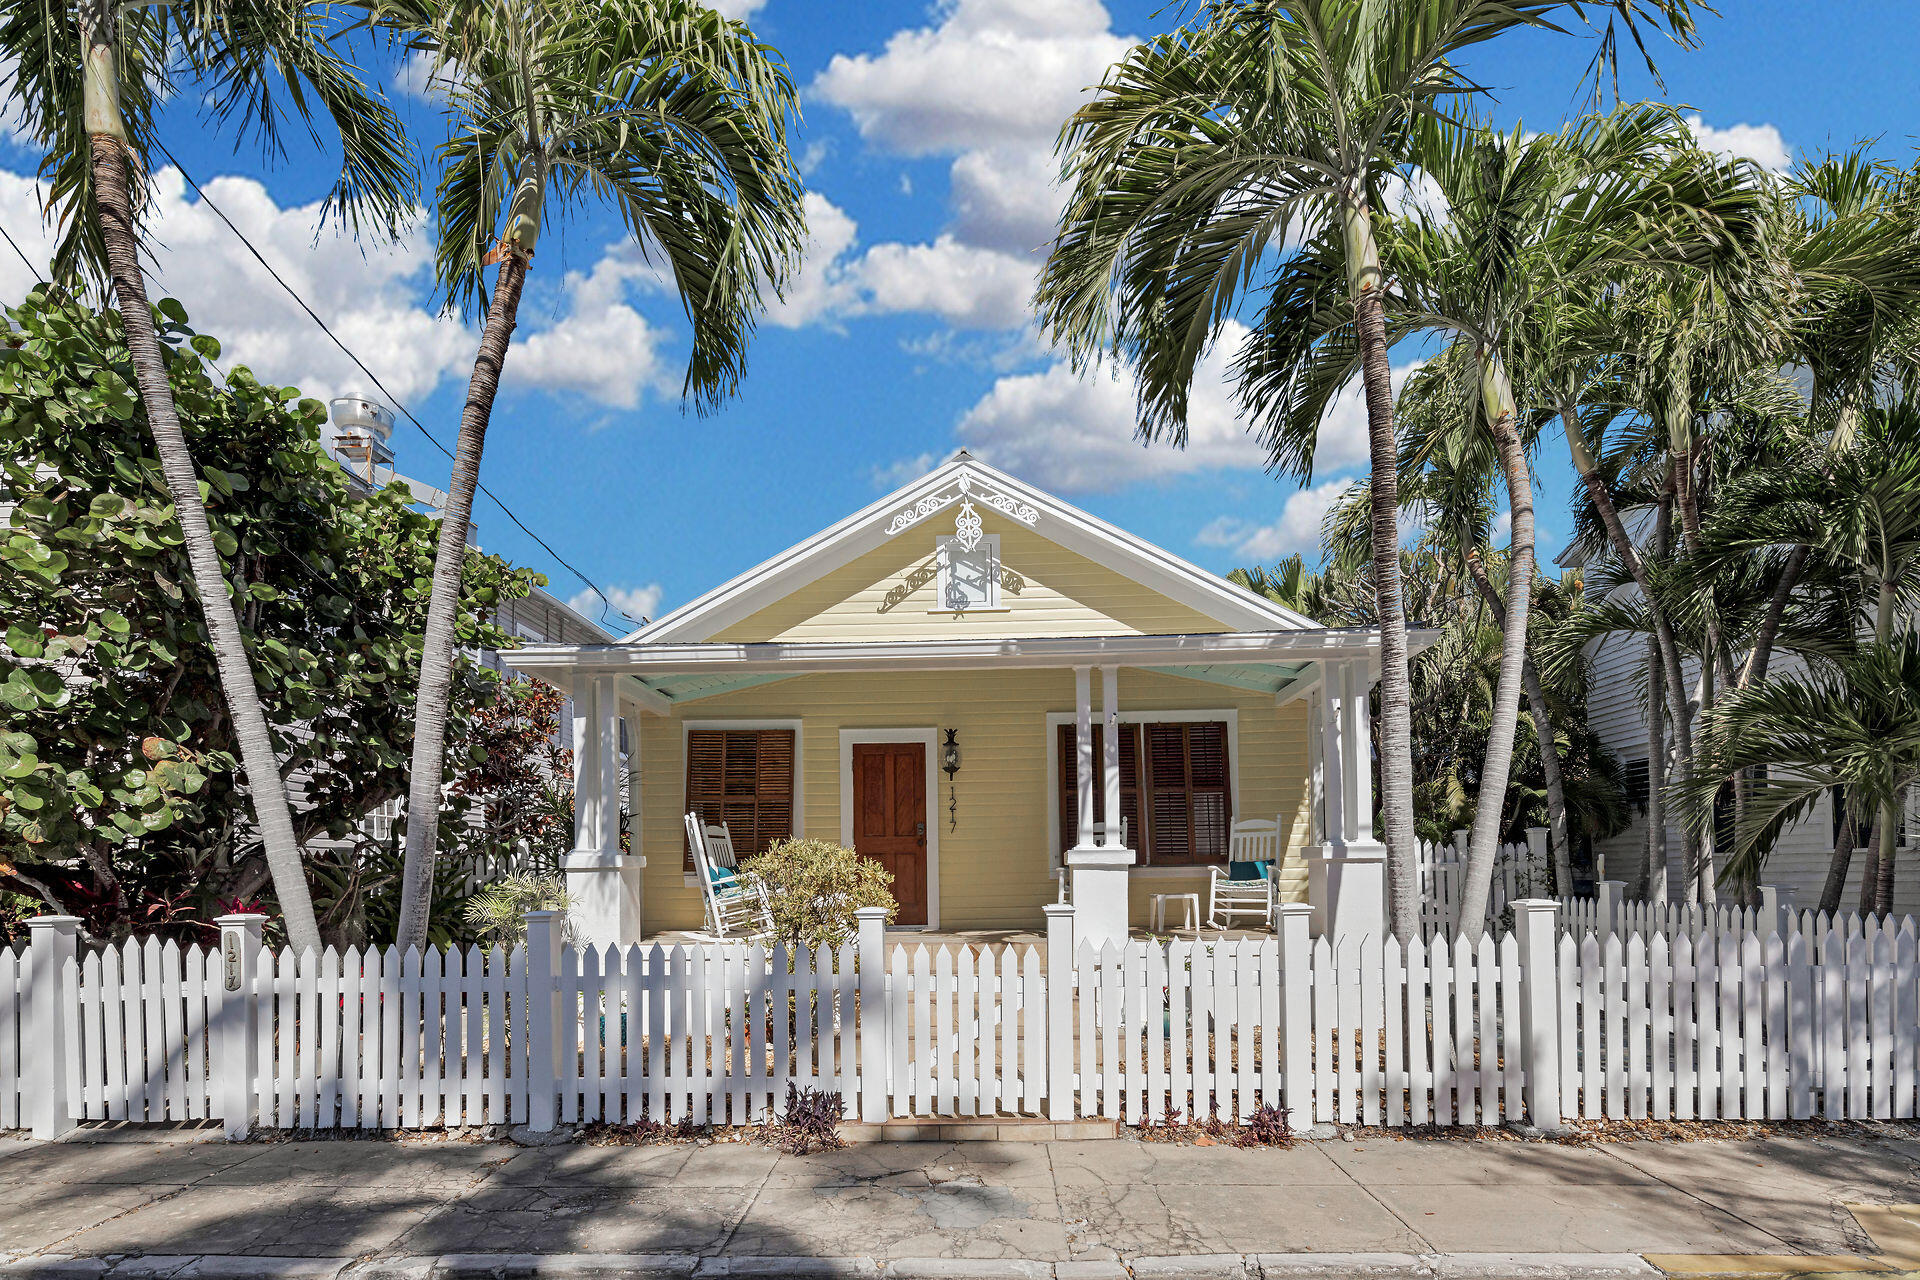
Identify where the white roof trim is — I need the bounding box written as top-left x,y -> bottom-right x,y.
503,628 -> 1431,679
622,452 -> 1319,643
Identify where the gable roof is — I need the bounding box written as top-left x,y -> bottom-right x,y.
625,452 -> 1319,645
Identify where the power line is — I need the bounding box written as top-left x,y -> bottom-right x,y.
147,136 -> 637,633
0,221 -> 41,278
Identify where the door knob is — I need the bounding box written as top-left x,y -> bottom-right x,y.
915,822 -> 926,836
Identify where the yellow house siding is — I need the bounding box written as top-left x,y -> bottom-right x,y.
713,511 -> 1233,644
638,667 -> 1313,934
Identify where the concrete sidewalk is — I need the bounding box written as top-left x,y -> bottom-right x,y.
2,1127 -> 1917,1279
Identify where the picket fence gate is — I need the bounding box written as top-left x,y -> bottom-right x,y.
6,898 -> 1920,1139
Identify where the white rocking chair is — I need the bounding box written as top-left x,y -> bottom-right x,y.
1207,818 -> 1281,930
686,812 -> 775,940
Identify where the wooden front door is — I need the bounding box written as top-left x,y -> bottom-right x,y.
851,741 -> 928,925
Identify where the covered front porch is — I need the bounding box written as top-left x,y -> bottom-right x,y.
507,629 -> 1398,947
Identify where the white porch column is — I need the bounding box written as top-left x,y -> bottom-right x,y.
1306,658 -> 1386,941
1068,665 -> 1133,947
565,674 -> 645,948
1101,665 -> 1123,848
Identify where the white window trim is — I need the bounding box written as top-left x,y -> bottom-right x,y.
838,728 -> 941,930
934,532 -> 1000,612
1043,708 -> 1240,874
679,717 -> 805,887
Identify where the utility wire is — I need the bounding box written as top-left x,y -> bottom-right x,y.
147,136 -> 637,633
0,221 -> 41,279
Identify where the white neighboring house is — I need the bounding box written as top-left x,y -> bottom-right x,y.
1557,540 -> 1918,917
321,396 -> 620,858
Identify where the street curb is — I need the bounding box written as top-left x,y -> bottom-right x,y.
1254,1254 -> 1430,1277
1426,1255 -> 1661,1279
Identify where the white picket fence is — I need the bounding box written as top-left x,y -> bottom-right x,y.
1,945 -> 22,1131
1557,924 -> 1919,1120
6,898 -> 1920,1138
1417,834 -> 1545,940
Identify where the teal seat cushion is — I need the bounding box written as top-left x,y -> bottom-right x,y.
1227,859 -> 1271,882
707,866 -> 737,888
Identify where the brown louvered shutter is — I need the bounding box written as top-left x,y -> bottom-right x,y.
1055,723 -> 1141,858
684,728 -> 796,869
1144,722 -> 1232,865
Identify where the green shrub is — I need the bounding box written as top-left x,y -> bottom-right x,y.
738,837 -> 895,953
462,873 -> 571,945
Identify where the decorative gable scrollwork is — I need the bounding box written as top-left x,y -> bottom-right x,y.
884,471 -> 1039,538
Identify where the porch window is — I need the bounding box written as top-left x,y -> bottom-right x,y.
1055,720 -> 1232,865
683,728 -> 795,870
936,534 -> 999,611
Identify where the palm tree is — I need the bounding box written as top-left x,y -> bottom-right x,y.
1680,637 -> 1920,916
4,0 -> 416,953
385,0 -> 807,948
1264,106 -> 1752,934
1035,0 -> 1699,940
1700,400 -> 1920,915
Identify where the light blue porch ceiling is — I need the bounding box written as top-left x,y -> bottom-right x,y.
642,672 -> 799,705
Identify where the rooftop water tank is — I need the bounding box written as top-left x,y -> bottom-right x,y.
329,395 -> 396,473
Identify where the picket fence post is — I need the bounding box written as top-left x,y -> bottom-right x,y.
1512,899 -> 1563,1128
1043,903 -> 1075,1120
1759,886 -> 1789,938
1598,881 -> 1624,937
26,915 -> 78,1140
212,914 -> 265,1139
1525,827 -> 1549,895
1275,903 -> 1313,1129
855,907 -> 890,1123
525,910 -> 561,1132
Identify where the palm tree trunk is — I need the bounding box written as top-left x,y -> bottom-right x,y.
1464,547 -> 1571,897
1740,543 -> 1807,690
1562,401 -> 1696,768
1456,352 -> 1534,942
1873,788 -> 1901,917
1857,810 -> 1882,916
1819,804 -> 1856,918
395,252 -> 530,950
1645,635 -> 1667,904
81,16 -> 321,955
1344,193 -> 1417,941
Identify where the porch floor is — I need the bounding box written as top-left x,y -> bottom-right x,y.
646,925 -> 1280,951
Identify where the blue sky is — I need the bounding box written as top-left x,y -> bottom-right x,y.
3,0 -> 1915,632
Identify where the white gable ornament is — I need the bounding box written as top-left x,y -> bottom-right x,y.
884,470 -> 1039,538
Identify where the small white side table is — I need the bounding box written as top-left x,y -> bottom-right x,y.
1150,892 -> 1200,934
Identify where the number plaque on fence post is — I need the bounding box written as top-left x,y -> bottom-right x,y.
212,913 -> 265,1140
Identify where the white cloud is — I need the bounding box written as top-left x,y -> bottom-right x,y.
766,195 -> 1037,331
1195,479 -> 1355,560
812,0 -> 1129,157
950,145 -> 1063,253
871,452 -> 937,490
0,165 -> 680,415
1687,115 -> 1791,173
765,192 -> 862,328
571,583 -> 663,624
955,321 -> 1416,491
854,235 -> 1035,330
706,0 -> 766,17
799,0 -> 1129,333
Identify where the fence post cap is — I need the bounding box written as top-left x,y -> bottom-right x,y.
853,906 -> 891,920
1510,898 -> 1561,913
1274,902 -> 1314,917
523,909 -> 562,921
1041,902 -> 1076,918
213,913 -> 268,927
26,915 -> 81,931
